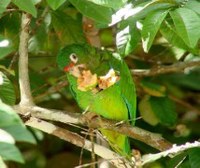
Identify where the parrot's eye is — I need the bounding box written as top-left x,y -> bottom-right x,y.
70,53 -> 78,64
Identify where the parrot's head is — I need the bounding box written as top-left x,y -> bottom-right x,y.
57,44 -> 99,73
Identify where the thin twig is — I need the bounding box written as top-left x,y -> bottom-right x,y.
18,13 -> 34,106
132,60 -> 200,77
25,117 -> 132,168
141,141 -> 200,165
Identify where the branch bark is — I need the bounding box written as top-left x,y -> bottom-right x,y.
132,60 -> 200,77
18,13 -> 34,106
25,117 -> 132,168
15,105 -> 172,152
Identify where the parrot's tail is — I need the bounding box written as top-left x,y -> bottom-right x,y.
100,129 -> 131,158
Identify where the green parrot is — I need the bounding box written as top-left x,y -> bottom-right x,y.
57,44 -> 136,156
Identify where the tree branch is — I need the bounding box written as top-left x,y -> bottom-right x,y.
18,13 -> 34,106
141,141 -> 200,165
14,105 -> 172,152
132,60 -> 200,77
25,117 -> 132,168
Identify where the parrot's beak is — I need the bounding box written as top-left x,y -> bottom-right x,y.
63,62 -> 75,72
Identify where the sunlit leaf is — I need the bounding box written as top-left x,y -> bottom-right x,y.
110,1 -> 173,26
116,21 -> 140,56
170,8 -> 200,48
142,10 -> 168,52
0,129 -> 15,144
12,0 -> 37,17
47,0 -> 66,10
0,157 -> 7,168
0,142 -> 24,163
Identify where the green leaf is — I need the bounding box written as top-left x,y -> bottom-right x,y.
12,0 -> 37,17
165,70 -> 200,91
47,0 -> 66,10
141,80 -> 166,97
110,1 -> 174,25
0,35 -> 15,59
139,95 -> 159,126
149,96 -> 177,126
142,10 -> 168,52
0,0 -> 11,15
0,101 -> 36,144
170,8 -> 200,48
0,157 -> 7,168
52,11 -> 85,44
188,148 -> 200,168
87,0 -> 128,9
0,72 -> 16,105
3,125 -> 36,144
0,129 -> 15,144
116,21 -> 140,56
69,0 -> 112,24
0,142 -> 24,163
160,20 -> 191,51
185,0 -> 200,15
0,0 -> 11,8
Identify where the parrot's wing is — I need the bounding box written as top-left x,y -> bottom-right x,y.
110,54 -> 137,125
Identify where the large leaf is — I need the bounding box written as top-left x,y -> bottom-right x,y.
12,0 -> 37,17
69,0 -> 113,24
110,1 -> 174,26
0,0 -> 11,15
160,20 -> 191,51
0,157 -> 7,168
149,96 -> 177,126
170,8 -> 200,48
87,0 -> 128,9
188,148 -> 200,168
185,0 -> 200,15
52,11 -> 85,44
0,142 -> 24,163
116,21 -> 140,56
142,10 -> 168,52
0,101 -> 36,144
139,95 -> 159,126
47,0 -> 66,10
0,71 -> 15,105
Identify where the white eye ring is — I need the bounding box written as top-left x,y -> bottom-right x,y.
70,53 -> 78,63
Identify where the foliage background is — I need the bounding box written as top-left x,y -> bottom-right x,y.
0,0 -> 200,167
